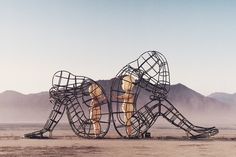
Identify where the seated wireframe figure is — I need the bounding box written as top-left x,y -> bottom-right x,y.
110,51 -> 219,139
113,75 -> 135,137
24,70 -> 111,139
88,83 -> 105,137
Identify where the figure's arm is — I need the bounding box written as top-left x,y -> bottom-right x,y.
117,93 -> 134,100
112,93 -> 125,100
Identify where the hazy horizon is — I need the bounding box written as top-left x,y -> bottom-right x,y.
0,0 -> 236,95
0,79 -> 235,124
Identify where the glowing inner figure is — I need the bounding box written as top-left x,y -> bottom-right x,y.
89,83 -> 104,137
116,75 -> 135,136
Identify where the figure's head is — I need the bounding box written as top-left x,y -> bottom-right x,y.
89,83 -> 102,98
122,75 -> 135,92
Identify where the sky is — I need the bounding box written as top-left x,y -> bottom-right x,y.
0,0 -> 235,95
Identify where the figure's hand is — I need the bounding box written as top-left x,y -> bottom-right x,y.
103,96 -> 109,102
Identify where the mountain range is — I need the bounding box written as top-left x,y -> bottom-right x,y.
0,80 -> 235,124
208,92 -> 236,106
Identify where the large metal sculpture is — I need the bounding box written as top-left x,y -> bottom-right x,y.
25,51 -> 218,139
24,71 -> 111,138
110,51 -> 218,139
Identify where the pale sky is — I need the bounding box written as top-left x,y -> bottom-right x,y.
0,0 -> 235,95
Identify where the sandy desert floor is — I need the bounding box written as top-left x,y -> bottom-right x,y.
1,123 -> 236,157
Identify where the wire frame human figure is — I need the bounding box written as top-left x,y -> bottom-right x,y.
24,70 -> 111,139
110,51 -> 218,138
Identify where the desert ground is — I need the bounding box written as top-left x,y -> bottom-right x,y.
1,123 -> 236,157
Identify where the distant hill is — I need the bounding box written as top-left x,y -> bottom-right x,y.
168,83 -> 230,112
0,90 -> 51,123
0,81 -> 234,124
208,92 -> 236,106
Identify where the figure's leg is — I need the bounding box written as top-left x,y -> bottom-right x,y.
24,99 -> 66,139
92,106 -> 101,136
160,99 -> 218,138
122,104 -> 134,137
125,112 -> 132,136
128,98 -> 218,139
94,122 -> 101,136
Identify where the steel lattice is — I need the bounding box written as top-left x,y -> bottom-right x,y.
25,51 -> 218,139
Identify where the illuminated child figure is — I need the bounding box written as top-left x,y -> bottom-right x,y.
116,75 -> 135,137
89,83 -> 104,137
